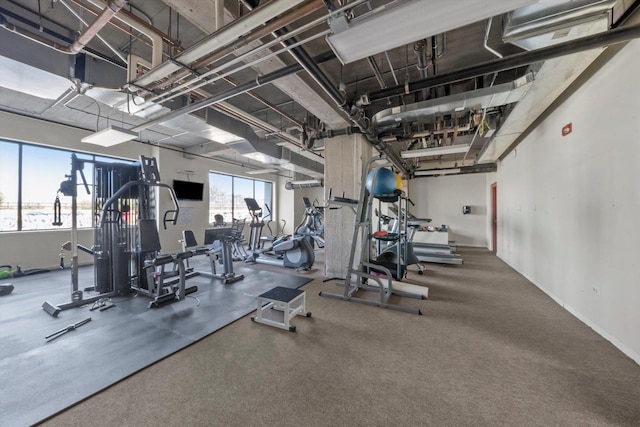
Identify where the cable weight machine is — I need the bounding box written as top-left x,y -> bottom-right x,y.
43,154 -> 193,316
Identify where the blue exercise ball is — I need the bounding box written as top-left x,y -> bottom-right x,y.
365,168 -> 400,196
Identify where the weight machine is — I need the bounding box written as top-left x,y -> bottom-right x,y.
43,154 -> 196,316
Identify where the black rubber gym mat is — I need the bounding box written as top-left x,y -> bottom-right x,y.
0,262 -> 312,426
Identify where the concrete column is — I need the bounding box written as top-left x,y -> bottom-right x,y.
323,134 -> 373,278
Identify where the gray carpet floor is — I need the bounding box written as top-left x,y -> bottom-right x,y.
30,248 -> 640,426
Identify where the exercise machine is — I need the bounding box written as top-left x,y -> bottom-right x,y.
244,198 -> 315,271
294,197 -> 325,249
42,154 -> 196,316
319,156 -> 426,314
389,206 -> 463,265
181,227 -> 244,284
374,204 -> 431,275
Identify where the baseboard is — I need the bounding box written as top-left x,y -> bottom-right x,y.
499,255 -> 640,366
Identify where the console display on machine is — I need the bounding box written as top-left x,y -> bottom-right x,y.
172,180 -> 204,201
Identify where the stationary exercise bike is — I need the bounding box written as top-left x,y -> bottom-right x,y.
244,198 -> 314,271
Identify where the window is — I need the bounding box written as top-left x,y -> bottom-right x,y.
0,139 -> 133,232
0,141 -> 19,231
209,172 -> 273,224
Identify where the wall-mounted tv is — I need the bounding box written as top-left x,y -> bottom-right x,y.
172,179 -> 204,201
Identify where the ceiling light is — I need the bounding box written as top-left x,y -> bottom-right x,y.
285,179 -> 323,190
246,168 -> 279,175
401,144 -> 471,158
81,125 -> 137,147
326,0 -> 538,64
414,168 -> 461,176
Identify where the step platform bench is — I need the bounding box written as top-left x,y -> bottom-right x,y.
251,286 -> 311,332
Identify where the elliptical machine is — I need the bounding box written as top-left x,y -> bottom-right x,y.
244,198 -> 314,271
294,197 -> 325,249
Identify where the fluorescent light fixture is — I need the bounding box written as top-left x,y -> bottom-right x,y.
81,125 -> 137,147
401,144 -> 471,158
246,168 -> 279,175
414,168 -> 461,176
285,179 -> 323,189
326,0 -> 538,64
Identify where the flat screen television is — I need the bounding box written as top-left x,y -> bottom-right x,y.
172,179 -> 204,201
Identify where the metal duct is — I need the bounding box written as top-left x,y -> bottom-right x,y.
368,22 -> 640,102
372,74 -> 534,129
273,28 -> 410,175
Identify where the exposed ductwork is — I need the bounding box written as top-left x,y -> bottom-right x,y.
367,21 -> 640,103
0,0 -> 127,57
372,73 -> 534,129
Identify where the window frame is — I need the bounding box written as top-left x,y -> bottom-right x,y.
0,138 -> 135,232
208,171 -> 273,224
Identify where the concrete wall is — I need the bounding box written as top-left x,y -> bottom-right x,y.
323,134 -> 373,278
497,40 -> 640,363
408,172 -> 493,247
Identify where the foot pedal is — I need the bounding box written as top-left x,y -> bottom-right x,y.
99,302 -> 116,311
42,301 -> 61,317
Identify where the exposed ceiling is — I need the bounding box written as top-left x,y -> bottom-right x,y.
0,0 -> 639,179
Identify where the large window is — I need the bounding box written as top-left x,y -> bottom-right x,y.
0,139 -> 132,232
0,141 -> 19,231
209,172 -> 273,224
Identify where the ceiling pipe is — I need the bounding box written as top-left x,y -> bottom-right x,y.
414,39 -> 429,100
0,8 -> 125,68
0,0 -> 127,56
367,57 -> 387,89
132,0 -> 308,88
69,0 -> 127,54
484,17 -> 503,59
368,22 -> 640,102
130,51 -> 336,133
57,0 -> 127,63
69,0 -> 176,58
272,28 -> 410,175
83,0 -> 161,68
0,10 -> 127,68
147,0 -> 325,91
414,40 -> 429,79
222,76 -> 303,128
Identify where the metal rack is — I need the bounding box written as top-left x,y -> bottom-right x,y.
320,155 -> 424,315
